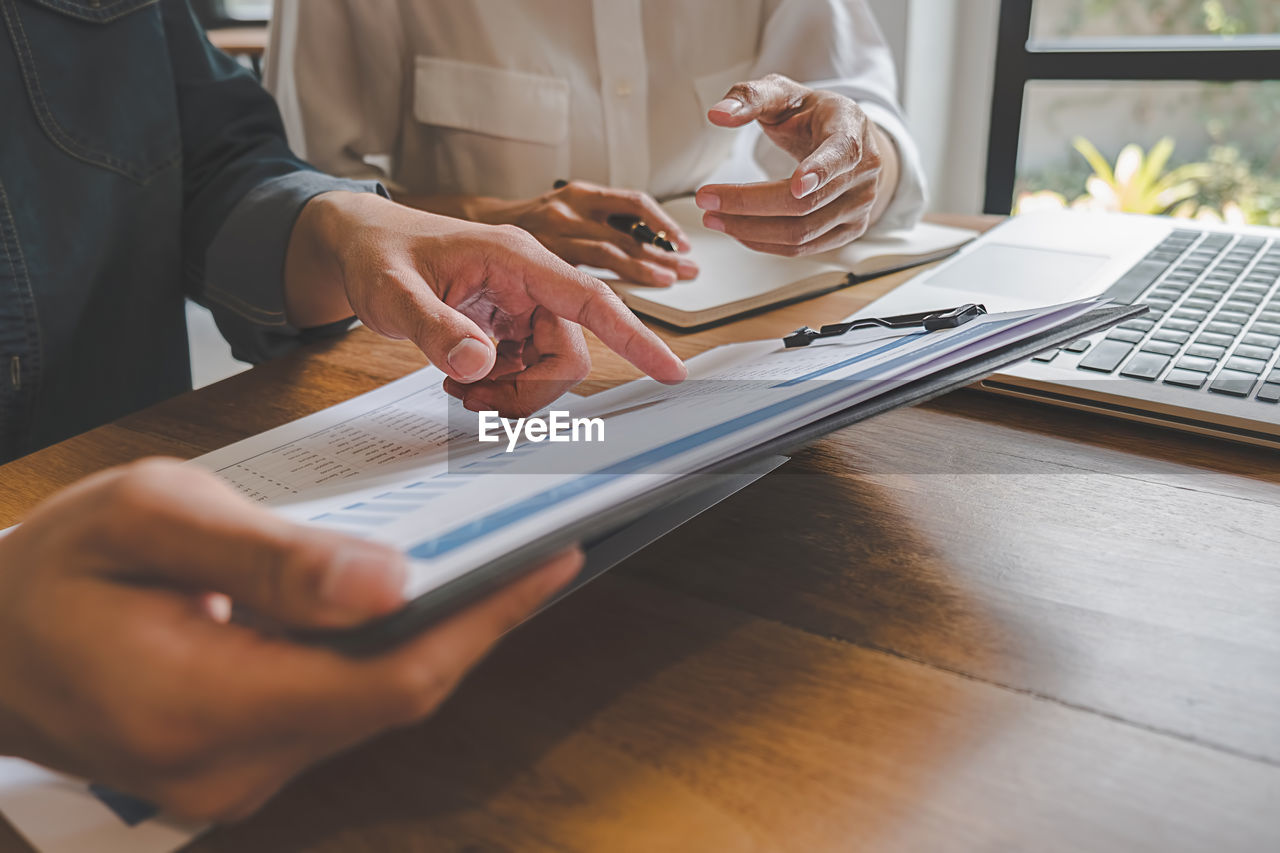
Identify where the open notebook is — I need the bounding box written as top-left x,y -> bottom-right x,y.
609,197 -> 977,329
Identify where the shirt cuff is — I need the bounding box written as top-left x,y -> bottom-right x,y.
751,83 -> 929,235
202,171 -> 388,363
855,101 -> 929,234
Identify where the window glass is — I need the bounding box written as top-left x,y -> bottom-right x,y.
1014,80 -> 1280,226
1030,0 -> 1280,43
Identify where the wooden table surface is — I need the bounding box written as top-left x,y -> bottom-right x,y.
3,216 -> 1279,851
206,26 -> 268,58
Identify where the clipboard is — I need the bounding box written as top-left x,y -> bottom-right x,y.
300,301 -> 1145,655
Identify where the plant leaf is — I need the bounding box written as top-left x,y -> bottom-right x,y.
1073,137 -> 1115,186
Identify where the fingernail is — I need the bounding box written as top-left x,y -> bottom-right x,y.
323,544 -> 407,610
695,190 -> 721,211
448,337 -> 493,383
703,214 -> 725,233
796,172 -> 821,198
711,98 -> 745,116
677,260 -> 699,278
653,268 -> 677,286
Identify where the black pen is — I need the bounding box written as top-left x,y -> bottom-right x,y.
605,214 -> 677,253
554,179 -> 677,252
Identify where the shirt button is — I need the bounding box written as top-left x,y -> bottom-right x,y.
614,81 -> 632,98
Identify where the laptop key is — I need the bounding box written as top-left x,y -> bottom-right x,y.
1215,310 -> 1252,325
1159,318 -> 1199,333
1182,297 -> 1221,310
1119,353 -> 1171,381
1210,370 -> 1259,397
1063,339 -> 1092,353
1268,368 -> 1280,384
1245,333 -> 1280,349
1141,339 -> 1181,356
1077,340 -> 1135,373
1106,327 -> 1147,343
1105,259 -> 1170,303
1163,369 -> 1208,389
1187,343 -> 1227,360
1206,321 -> 1244,336
1225,356 -> 1269,374
1152,328 -> 1191,344
1251,321 -> 1280,336
1234,344 -> 1275,361
1119,318 -> 1156,332
1176,355 -> 1220,373
1198,331 -> 1236,348
1258,384 -> 1280,403
1225,297 -> 1261,311
1031,350 -> 1059,363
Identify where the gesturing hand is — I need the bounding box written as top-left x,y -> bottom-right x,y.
286,192 -> 687,418
0,459 -> 581,822
695,74 -> 900,256
472,180 -> 699,287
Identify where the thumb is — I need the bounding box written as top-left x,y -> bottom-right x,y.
707,74 -> 808,128
79,461 -> 408,628
361,270 -> 497,384
404,286 -> 498,385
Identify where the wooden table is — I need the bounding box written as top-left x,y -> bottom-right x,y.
3,217 -> 1280,851
207,27 -> 267,75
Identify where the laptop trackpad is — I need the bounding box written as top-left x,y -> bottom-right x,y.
920,243 -> 1110,306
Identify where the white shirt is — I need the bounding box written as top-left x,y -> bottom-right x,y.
267,0 -> 927,231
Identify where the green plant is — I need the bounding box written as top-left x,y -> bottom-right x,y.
1070,137 -> 1208,214
1015,137 -> 1279,226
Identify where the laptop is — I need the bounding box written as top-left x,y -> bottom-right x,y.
851,211 -> 1280,449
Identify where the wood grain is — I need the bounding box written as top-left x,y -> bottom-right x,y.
3,216 -> 1279,852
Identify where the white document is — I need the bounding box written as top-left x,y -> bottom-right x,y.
0,760 -> 202,853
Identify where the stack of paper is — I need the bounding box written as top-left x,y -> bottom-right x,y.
194,298 -> 1117,601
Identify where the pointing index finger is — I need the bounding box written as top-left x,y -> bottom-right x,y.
521,252 -> 687,384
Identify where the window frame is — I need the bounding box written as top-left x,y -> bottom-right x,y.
983,1 -> 1280,214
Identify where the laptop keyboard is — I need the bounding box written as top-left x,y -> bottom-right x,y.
1032,228 -> 1280,403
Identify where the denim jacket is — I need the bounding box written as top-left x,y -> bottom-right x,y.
0,0 -> 379,462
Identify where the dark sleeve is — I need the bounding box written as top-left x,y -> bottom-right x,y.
162,0 -> 387,363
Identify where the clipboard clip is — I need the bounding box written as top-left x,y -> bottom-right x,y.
783,303 -> 988,348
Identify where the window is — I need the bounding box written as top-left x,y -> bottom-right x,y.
985,1 -> 1280,227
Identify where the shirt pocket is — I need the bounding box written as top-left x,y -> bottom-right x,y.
411,56 -> 569,197
4,0 -> 180,183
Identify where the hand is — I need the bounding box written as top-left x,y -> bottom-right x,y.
468,180 -> 699,288
284,191 -> 687,417
695,74 -> 901,256
0,459 -> 581,822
